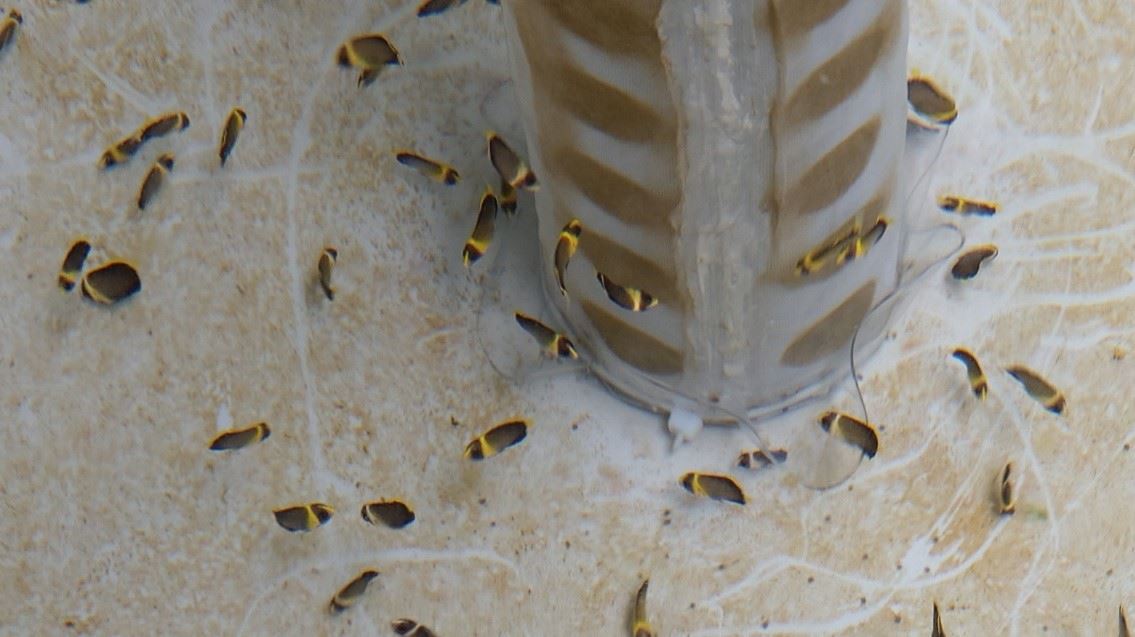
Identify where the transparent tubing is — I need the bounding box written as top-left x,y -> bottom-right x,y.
502,1 -> 910,422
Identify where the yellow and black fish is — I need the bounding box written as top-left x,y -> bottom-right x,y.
553,219 -> 582,296
58,239 -> 92,291
950,348 -> 988,400
336,33 -> 401,87
392,619 -> 437,636
1005,365 -> 1065,414
361,500 -> 416,529
219,107 -> 246,166
932,602 -> 946,637
318,247 -> 337,301
80,261 -> 141,305
417,0 -> 469,17
138,152 -> 175,210
631,579 -> 655,637
597,272 -> 658,312
98,135 -> 143,169
0,8 -> 22,55
794,218 -> 861,276
937,195 -> 997,217
138,111 -> 190,142
950,244 -> 997,280
272,502 -> 334,533
996,462 -> 1016,515
819,411 -> 879,459
852,216 -> 889,258
486,131 -> 537,191
329,569 -> 379,613
462,189 -> 498,267
395,151 -> 460,185
514,312 -> 578,360
464,419 -> 528,461
907,76 -> 957,126
499,178 -> 518,215
209,421 -> 270,451
679,472 -> 746,505
736,448 -> 787,470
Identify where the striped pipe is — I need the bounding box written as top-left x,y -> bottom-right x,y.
502,0 -> 909,420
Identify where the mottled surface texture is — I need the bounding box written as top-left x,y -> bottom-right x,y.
0,1 -> 1133,635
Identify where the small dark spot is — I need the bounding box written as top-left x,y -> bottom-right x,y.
806,576 -> 813,584
565,541 -> 570,549
689,603 -> 695,610
847,485 -> 854,492
478,498 -> 487,506
931,535 -> 939,543
64,621 -> 76,629
862,553 -> 868,561
824,515 -> 831,523
762,621 -> 769,629
1125,443 -> 1130,451
923,567 -> 930,573
1042,626 -> 1048,632
718,563 -> 725,571
450,416 -> 460,427
1107,568 -> 1114,576
859,597 -> 866,606
894,616 -> 901,624
490,521 -> 496,527
571,423 -> 578,431
896,563 -> 902,570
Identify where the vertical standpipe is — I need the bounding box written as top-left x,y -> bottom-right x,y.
502,1 -> 909,421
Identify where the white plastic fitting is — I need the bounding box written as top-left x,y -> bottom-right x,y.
502,0 -> 910,422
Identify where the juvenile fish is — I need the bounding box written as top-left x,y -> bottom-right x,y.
138,153 -> 175,210
361,500 -> 415,529
392,619 -> 437,636
80,261 -> 141,305
937,195 -> 997,217
908,76 -> 958,126
329,569 -> 379,613
462,189 -> 498,267
679,472 -> 746,505
396,151 -> 460,185
272,502 -> 334,532
951,348 -> 988,400
486,131 -> 537,191
208,421 -> 270,451
138,111 -> 190,142
819,411 -> 879,459
1005,365 -> 1065,414
514,312 -> 578,360
631,579 -> 655,637
464,419 -> 528,460
218,107 -> 247,166
553,219 -> 582,296
597,272 -> 657,312
318,248 -> 337,301
950,244 -> 997,280
58,239 -> 92,291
